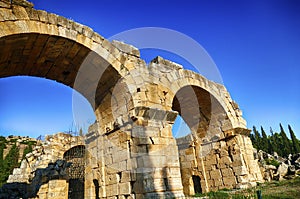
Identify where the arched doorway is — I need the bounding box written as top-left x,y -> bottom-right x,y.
172,85 -> 231,195
63,145 -> 86,199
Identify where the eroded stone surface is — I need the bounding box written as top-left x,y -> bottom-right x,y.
0,0 -> 263,198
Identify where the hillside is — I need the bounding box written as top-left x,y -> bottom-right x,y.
0,135 -> 38,187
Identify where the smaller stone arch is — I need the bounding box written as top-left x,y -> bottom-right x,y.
63,145 -> 86,199
172,84 -> 231,142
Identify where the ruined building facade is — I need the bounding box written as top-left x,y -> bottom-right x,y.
0,0 -> 263,198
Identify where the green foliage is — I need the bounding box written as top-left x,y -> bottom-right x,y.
193,177 -> 300,198
20,140 -> 36,145
250,126 -> 262,149
279,124 -> 293,157
8,139 -> 17,143
22,145 -> 33,160
0,136 -> 6,142
0,143 -> 19,187
289,125 -> 300,154
194,191 -> 230,198
261,127 -> 269,152
250,124 -> 299,158
0,137 -> 37,188
265,158 -> 280,167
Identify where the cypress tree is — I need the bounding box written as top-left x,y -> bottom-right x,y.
253,126 -> 262,150
267,138 -> 274,154
261,126 -> 269,152
250,133 -> 256,147
0,144 -> 19,186
288,125 -> 300,154
279,124 -> 292,157
274,132 -> 283,156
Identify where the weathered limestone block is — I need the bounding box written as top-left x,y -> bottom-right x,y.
48,179 -> 68,199
119,182 -> 131,195
233,166 -> 248,176
106,183 -> 118,197
223,176 -> 236,187
210,169 -> 222,179
221,168 -> 234,177
112,40 -> 140,57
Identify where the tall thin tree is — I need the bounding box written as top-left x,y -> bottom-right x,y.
261,126 -> 269,152
288,125 -> 300,154
279,124 -> 292,157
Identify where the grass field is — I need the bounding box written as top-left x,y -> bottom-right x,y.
194,177 -> 300,198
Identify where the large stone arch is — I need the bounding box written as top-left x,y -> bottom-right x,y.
171,84 -> 231,141
0,0 -> 145,114
0,0 -> 142,148
160,69 -> 246,131
0,1 -> 142,198
1,1 -> 264,198
147,56 -> 263,195
0,0 -> 127,76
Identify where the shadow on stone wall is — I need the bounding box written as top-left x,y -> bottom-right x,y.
0,160 -> 71,199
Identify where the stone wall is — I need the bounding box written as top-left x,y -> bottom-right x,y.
0,0 -> 264,198
5,133 -> 84,199
85,110 -> 184,199
176,129 -> 263,195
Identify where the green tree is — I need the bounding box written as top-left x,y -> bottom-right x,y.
279,124 -> 292,157
288,125 -> 300,154
267,138 -> 274,154
252,126 -> 262,150
250,133 -> 256,148
0,144 -> 19,187
22,144 -> 33,160
261,126 -> 269,152
273,132 -> 283,156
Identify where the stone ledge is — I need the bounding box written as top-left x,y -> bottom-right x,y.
1,0 -> 34,8
133,106 -> 178,122
151,56 -> 183,71
112,40 -> 140,57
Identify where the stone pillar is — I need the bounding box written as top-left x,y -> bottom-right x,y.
130,106 -> 184,198
224,128 -> 264,188
84,122 -> 105,199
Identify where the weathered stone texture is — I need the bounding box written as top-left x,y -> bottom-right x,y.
0,0 -> 263,198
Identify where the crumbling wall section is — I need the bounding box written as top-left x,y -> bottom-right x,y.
176,129 -> 263,195
6,133 -> 84,199
85,121 -> 134,199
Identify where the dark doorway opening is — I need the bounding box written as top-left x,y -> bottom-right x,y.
93,179 -> 100,199
192,175 -> 202,194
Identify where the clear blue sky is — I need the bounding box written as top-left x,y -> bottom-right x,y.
0,0 -> 299,138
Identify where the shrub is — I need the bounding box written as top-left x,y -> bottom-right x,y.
265,158 -> 280,167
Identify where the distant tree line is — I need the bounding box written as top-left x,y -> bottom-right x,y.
250,124 -> 300,157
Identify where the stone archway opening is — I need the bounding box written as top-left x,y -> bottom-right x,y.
172,85 -> 230,195
0,32 -> 128,137
0,31 -> 132,198
172,85 -> 227,141
172,115 -> 192,138
0,75 -> 96,137
63,145 -> 86,199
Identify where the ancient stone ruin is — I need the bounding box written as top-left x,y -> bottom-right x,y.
0,0 -> 263,198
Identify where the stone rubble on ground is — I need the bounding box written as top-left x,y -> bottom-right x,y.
255,149 -> 300,182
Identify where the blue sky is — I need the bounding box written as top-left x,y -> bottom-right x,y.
0,0 -> 299,138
